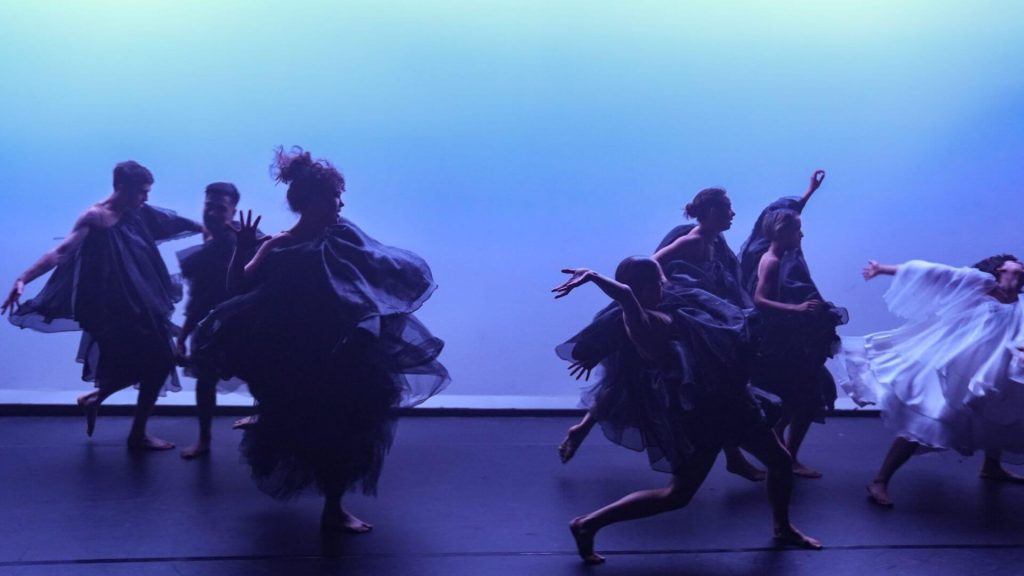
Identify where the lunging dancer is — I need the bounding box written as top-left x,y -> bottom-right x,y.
555,257 -> 820,565
558,187 -> 765,482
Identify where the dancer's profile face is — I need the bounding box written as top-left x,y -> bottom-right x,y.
705,199 -> 735,231
305,188 -> 344,221
638,265 -> 666,308
117,183 -> 150,210
997,259 -> 1024,289
778,216 -> 803,249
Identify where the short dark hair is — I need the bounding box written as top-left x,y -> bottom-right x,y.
761,208 -> 800,242
205,182 -> 240,206
112,161 -> 154,192
684,187 -> 729,220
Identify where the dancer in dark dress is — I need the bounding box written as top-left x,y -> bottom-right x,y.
176,182 -> 243,459
558,187 -> 765,481
554,258 -> 820,565
740,171 -> 848,477
2,161 -> 202,449
196,148 -> 449,532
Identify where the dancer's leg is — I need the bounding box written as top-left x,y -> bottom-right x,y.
741,428 -> 820,549
559,411 -> 596,463
321,486 -> 373,533
570,449 -> 719,564
786,410 -> 821,478
126,371 -> 174,450
724,445 -> 766,482
980,449 -> 1024,483
181,375 -> 216,459
77,378 -> 134,437
866,436 -> 918,506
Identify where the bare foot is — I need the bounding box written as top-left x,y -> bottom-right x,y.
321,510 -> 373,534
76,392 -> 100,437
793,462 -> 823,479
980,465 -> 1024,484
570,517 -> 605,565
773,525 -> 822,550
866,481 -> 893,507
726,458 -> 767,482
180,440 -> 211,460
127,435 -> 175,451
558,423 -> 591,463
232,415 -> 257,430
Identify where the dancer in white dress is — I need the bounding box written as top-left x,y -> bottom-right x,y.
836,256 -> 1024,506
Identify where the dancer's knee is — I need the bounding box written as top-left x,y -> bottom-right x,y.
662,486 -> 693,509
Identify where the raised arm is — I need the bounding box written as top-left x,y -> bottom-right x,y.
227,209 -> 261,294
2,209 -> 95,315
862,260 -> 898,280
226,209 -> 276,294
753,255 -> 820,314
553,269 -> 647,328
796,169 -> 826,212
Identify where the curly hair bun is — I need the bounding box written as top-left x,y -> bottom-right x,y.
271,146 -> 345,213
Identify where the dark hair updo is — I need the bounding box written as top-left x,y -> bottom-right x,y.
112,160 -> 154,193
761,208 -> 800,242
684,187 -> 729,220
972,253 -> 1020,280
271,146 -> 345,213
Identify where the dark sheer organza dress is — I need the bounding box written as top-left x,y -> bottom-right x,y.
557,225 -> 766,473
196,218 -> 449,498
10,205 -> 197,392
738,197 -> 848,415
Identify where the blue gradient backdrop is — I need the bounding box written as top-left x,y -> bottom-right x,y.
1,1 -> 1023,405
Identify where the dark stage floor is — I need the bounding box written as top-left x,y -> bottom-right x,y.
1,414 -> 1023,575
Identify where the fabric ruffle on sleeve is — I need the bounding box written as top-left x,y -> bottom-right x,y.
884,260 -> 995,322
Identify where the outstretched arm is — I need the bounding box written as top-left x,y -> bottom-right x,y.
553,269 -> 646,326
862,260 -> 898,280
753,255 -> 820,314
796,169 -> 826,212
2,210 -> 94,315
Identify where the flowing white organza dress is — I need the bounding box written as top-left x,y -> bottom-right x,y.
834,260 -> 1024,460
